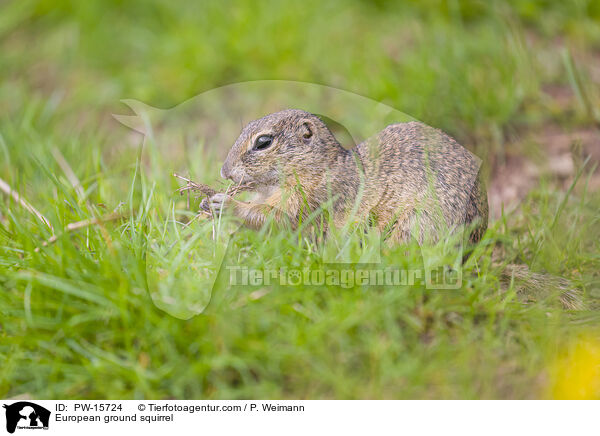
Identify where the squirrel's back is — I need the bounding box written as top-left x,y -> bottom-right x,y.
355,121 -> 488,243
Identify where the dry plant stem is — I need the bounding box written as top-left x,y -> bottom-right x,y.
173,173 -> 255,225
186,173 -> 190,210
0,176 -> 54,232
225,175 -> 253,196
173,173 -> 217,197
51,147 -> 85,199
34,212 -> 122,252
173,173 -> 254,199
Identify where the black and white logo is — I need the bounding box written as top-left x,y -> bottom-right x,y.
3,402 -> 50,434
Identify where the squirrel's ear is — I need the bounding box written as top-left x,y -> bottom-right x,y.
300,121 -> 314,144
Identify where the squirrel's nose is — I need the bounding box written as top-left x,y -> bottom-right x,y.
220,163 -> 230,179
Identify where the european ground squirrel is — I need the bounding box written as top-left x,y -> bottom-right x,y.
208,109 -> 488,245
203,109 -> 582,308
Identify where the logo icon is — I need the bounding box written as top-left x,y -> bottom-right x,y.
3,402 -> 50,434
113,81 -> 481,319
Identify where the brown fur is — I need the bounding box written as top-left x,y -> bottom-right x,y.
217,109 -> 488,244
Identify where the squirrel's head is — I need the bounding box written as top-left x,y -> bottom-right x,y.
221,109 -> 344,189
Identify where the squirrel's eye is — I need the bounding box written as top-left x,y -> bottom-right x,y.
253,135 -> 273,151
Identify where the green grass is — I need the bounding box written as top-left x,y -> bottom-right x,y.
1,0 -> 600,399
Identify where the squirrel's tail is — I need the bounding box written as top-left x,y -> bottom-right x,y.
500,264 -> 584,310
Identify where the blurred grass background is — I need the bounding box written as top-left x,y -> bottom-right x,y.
1,0 -> 599,399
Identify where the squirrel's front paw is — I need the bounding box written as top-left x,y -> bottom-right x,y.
202,192 -> 232,216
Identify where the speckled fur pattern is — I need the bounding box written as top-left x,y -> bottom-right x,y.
218,109 -> 488,244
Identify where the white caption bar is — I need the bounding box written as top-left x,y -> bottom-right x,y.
0,400 -> 597,435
